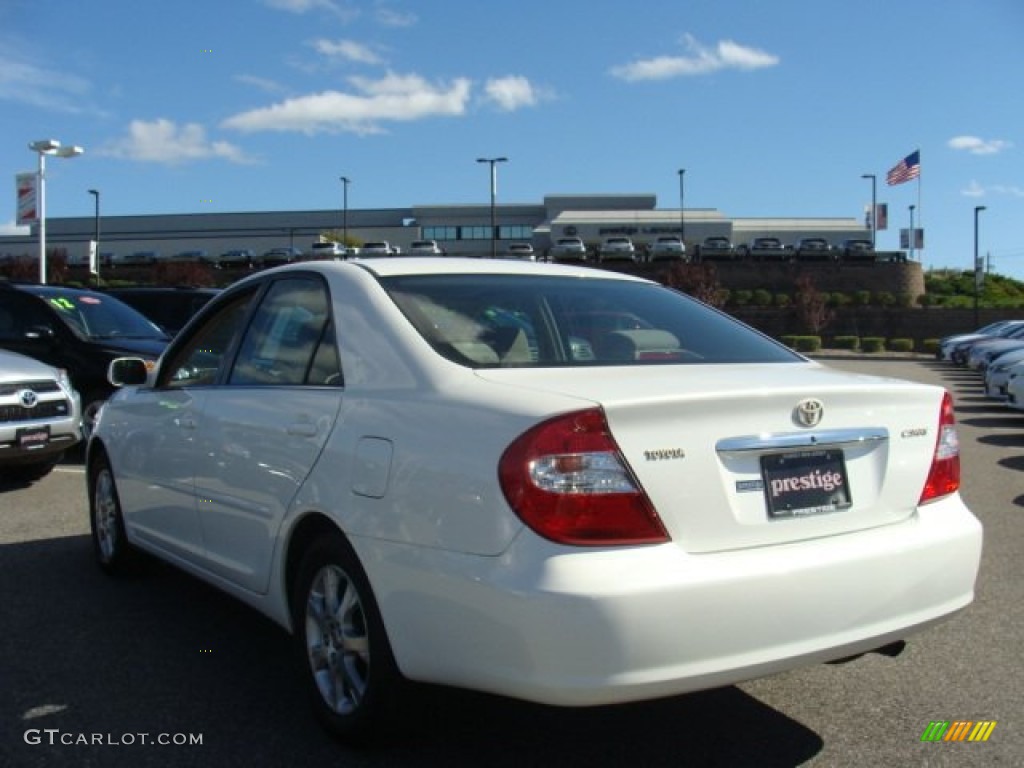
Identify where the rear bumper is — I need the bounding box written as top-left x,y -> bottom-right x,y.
364,494 -> 982,706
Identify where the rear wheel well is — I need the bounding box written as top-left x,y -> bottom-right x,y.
285,513 -> 345,612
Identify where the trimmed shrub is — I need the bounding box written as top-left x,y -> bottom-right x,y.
874,291 -> 896,307
861,337 -> 886,353
854,290 -> 873,306
780,335 -> 799,349
774,293 -> 791,308
833,335 -> 860,350
732,289 -> 753,306
752,288 -> 773,307
922,338 -> 940,354
792,336 -> 821,352
888,338 -> 914,352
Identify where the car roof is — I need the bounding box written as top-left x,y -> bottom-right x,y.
333,256 -> 651,282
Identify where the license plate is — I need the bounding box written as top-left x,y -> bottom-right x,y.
760,449 -> 851,519
17,425 -> 50,450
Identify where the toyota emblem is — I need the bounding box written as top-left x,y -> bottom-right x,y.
795,398 -> 823,427
19,389 -> 39,409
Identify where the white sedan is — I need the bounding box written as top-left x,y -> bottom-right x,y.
86,258 -> 982,743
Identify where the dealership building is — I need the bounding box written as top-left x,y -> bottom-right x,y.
1,193 -> 871,263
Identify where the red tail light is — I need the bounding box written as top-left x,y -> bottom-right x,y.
919,391 -> 960,504
498,408 -> 669,546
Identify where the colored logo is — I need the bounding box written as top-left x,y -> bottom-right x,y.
921,720 -> 996,742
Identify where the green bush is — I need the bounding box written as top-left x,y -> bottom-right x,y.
732,289 -> 753,306
792,336 -> 821,352
752,288 -> 773,306
922,338 -> 940,354
861,337 -> 886,353
888,338 -> 914,352
854,290 -> 872,306
833,335 -> 860,350
828,292 -> 852,308
874,291 -> 896,307
780,335 -> 798,349
774,293 -> 791,308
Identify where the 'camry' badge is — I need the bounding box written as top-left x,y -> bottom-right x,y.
795,398 -> 823,427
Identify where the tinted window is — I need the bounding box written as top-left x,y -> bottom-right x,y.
161,291 -> 256,388
19,289 -> 166,341
383,275 -> 801,368
229,277 -> 340,386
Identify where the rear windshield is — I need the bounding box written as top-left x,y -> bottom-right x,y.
382,274 -> 800,367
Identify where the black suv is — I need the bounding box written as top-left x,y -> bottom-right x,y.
0,283 -> 170,435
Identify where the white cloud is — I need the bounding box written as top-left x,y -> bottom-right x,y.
375,7 -> 417,27
989,184 -> 1024,197
235,74 -> 288,93
99,119 -> 254,165
0,51 -> 92,113
483,76 -> 547,111
264,0 -> 357,19
610,34 -> 779,82
948,135 -> 1013,155
961,180 -> 1024,198
222,72 -> 472,134
312,38 -> 384,65
961,180 -> 986,198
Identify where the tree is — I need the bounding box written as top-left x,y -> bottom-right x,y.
793,273 -> 833,334
665,262 -> 726,307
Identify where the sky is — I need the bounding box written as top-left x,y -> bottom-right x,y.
1,0 -> 1022,279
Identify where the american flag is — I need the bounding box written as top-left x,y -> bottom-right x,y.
886,150 -> 920,186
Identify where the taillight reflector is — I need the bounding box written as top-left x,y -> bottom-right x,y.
498,408 -> 669,546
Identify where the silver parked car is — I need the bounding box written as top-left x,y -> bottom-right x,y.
0,348 -> 82,482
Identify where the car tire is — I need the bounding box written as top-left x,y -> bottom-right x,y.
82,393 -> 107,440
89,452 -> 139,576
291,534 -> 403,744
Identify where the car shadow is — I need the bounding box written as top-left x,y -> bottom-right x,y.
0,535 -> 824,767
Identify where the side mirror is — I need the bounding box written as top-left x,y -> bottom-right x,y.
108,357 -> 150,387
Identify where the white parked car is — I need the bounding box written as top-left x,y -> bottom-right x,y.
549,236 -> 587,261
409,240 -> 443,255
309,242 -> 346,260
503,242 -> 536,260
87,258 -> 982,743
598,236 -> 637,262
360,241 -> 396,257
984,352 -> 1024,400
0,348 -> 82,482
1007,369 -> 1024,413
647,236 -> 687,262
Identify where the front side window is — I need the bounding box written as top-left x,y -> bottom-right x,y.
161,290 -> 256,388
229,277 -> 341,386
384,275 -> 802,368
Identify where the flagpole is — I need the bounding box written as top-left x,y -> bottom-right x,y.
916,148 -> 922,262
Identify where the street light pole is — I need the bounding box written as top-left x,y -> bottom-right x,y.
29,139 -> 84,284
476,157 -> 507,258
908,204 -> 915,262
340,176 -> 350,253
88,189 -> 100,284
861,173 -> 876,248
973,205 -> 986,327
677,169 -> 685,246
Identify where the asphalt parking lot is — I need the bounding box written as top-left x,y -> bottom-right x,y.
0,358 -> 1020,767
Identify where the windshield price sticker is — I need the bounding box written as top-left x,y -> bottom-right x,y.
761,449 -> 851,519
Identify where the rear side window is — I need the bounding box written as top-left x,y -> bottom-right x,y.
383,275 -> 801,368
